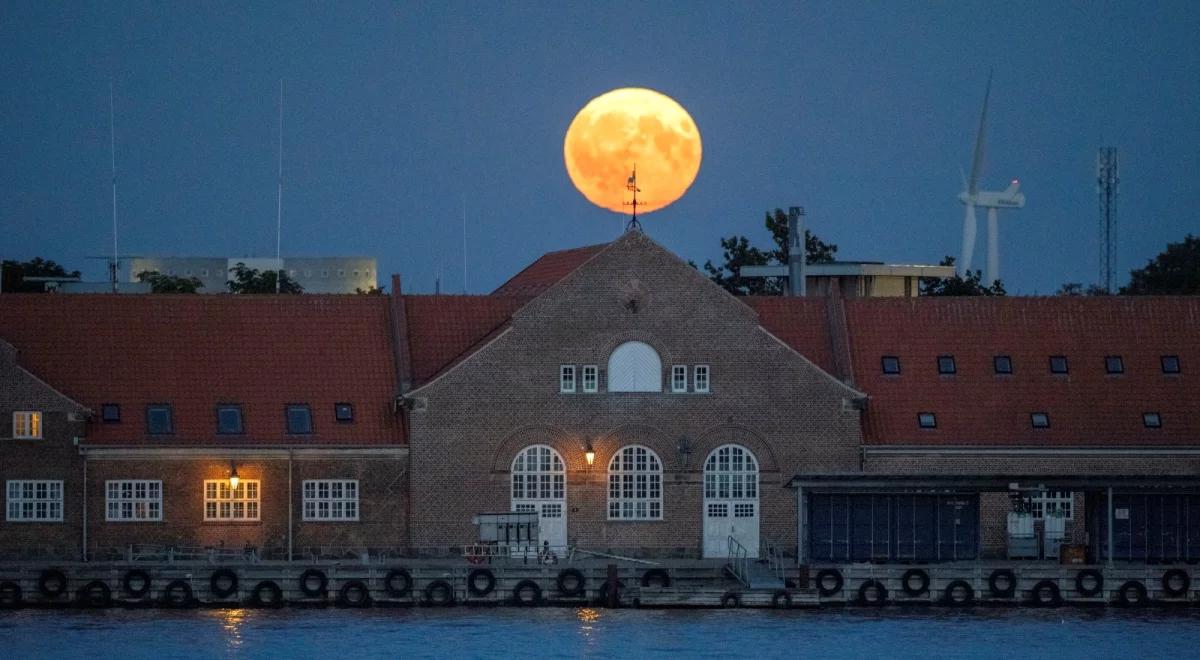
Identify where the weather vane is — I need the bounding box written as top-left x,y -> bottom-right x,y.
623,164 -> 645,231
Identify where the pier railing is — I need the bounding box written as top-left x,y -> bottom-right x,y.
726,536 -> 751,587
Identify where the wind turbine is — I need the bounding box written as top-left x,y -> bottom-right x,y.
957,73 -> 1026,286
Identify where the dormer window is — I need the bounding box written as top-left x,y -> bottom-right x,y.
12,411 -> 42,439
146,405 -> 173,435
559,365 -> 576,393
217,405 -> 244,435
937,355 -> 957,375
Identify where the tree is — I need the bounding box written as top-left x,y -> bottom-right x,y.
1,257 -> 80,293
1055,282 -> 1109,296
920,256 -> 1006,296
137,270 -> 204,294
699,208 -> 838,295
355,286 -> 385,295
226,263 -> 304,294
1121,235 -> 1200,295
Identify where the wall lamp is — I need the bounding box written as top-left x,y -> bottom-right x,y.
228,462 -> 240,490
584,441 -> 595,467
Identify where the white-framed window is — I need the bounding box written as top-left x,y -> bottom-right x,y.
671,365 -> 687,393
302,479 -> 359,521
12,411 -> 42,439
106,480 -> 163,521
1030,490 -> 1073,520
694,365 -> 710,393
582,365 -> 598,393
203,480 -> 260,521
6,480 -> 63,521
608,341 -> 662,392
704,444 -> 759,500
512,445 -> 565,501
607,445 -> 663,520
560,365 -> 576,393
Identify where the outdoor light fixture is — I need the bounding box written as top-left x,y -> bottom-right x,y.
677,435 -> 694,469
584,442 -> 595,467
228,463 -> 240,490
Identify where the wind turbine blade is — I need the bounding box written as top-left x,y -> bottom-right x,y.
958,166 -> 967,191
959,203 -> 977,275
967,71 -> 992,196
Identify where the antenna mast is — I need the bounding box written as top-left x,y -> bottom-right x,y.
623,164 -> 645,231
275,79 -> 284,294
109,82 -> 119,292
462,193 -> 468,293
1096,147 -> 1119,293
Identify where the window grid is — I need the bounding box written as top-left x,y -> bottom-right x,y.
1031,490 -> 1073,520
703,445 -> 759,500
582,365 -> 598,393
607,445 -> 663,520
203,479 -> 260,521
671,365 -> 687,393
105,480 -> 163,521
302,479 -> 359,521
560,365 -> 576,393
12,411 -> 42,439
694,365 -> 710,393
511,445 -> 565,501
6,480 -> 63,521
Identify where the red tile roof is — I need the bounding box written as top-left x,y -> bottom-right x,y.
0,294 -> 402,445
744,297 -> 837,374
844,296 -> 1200,445
403,294 -> 530,385
492,244 -> 608,297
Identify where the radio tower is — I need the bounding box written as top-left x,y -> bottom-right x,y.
1096,148 -> 1120,293
623,164 -> 645,231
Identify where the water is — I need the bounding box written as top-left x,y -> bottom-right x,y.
2,606 -> 1199,659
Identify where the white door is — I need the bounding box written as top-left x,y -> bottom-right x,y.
511,445 -> 567,552
703,444 -> 759,558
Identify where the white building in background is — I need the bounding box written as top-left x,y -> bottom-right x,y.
127,257 -> 378,294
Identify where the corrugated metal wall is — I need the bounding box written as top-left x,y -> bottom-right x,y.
809,493 -> 979,562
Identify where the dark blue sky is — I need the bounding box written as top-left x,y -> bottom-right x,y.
3,2 -> 1197,294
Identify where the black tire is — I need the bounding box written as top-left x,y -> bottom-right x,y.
1162,569 -> 1190,598
210,568 -> 239,599
298,569 -> 328,598
250,580 -> 283,607
772,590 -> 792,609
1074,569 -> 1104,597
162,579 -> 194,608
1030,580 -> 1061,607
512,579 -> 542,606
0,581 -> 22,608
467,568 -> 496,597
901,568 -> 930,597
556,568 -> 586,597
815,569 -> 844,597
988,569 -> 1017,598
598,579 -> 625,605
720,591 -> 741,608
857,580 -> 887,606
384,568 -> 413,598
641,568 -> 670,588
77,580 -> 111,608
38,569 -> 68,598
338,580 -> 372,608
943,580 -> 975,605
1117,580 -> 1147,606
122,569 -> 151,598
424,580 -> 454,606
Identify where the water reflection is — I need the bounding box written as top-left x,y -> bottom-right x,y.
203,608 -> 248,651
576,607 -> 600,643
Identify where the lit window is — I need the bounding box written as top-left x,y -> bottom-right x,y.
5,480 -> 63,521
918,412 -> 937,429
286,405 -> 312,434
607,341 -> 662,392
216,405 -> 244,434
1143,412 -> 1162,429
1031,412 -> 1050,429
560,365 -> 576,393
1105,356 -> 1124,374
607,445 -> 663,520
1049,356 -> 1069,374
1030,490 -> 1073,520
302,479 -> 359,521
334,403 -> 354,423
671,365 -> 687,393
12,411 -> 42,439
582,365 -> 598,393
1161,355 -> 1181,374
881,356 -> 901,375
694,365 -> 710,393
203,479 -> 260,521
937,355 -> 956,375
146,405 -> 173,435
994,355 -> 1013,375
105,480 -> 162,521
101,404 -> 121,423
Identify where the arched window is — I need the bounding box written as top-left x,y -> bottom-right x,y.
704,444 -> 758,502
607,341 -> 662,392
511,445 -> 565,503
607,445 -> 663,520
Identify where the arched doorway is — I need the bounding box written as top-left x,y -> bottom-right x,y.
511,445 -> 567,551
702,444 -> 760,558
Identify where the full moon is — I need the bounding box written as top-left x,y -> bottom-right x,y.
564,88 -> 702,215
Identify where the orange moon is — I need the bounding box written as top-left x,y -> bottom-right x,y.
564,88 -> 702,215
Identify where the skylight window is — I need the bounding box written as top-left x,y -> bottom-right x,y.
147,405 -> 173,435
287,405 -> 313,434
994,355 -> 1013,375
881,356 -> 901,375
917,412 -> 937,429
217,405 -> 244,435
937,355 -> 957,375
1161,355 -> 1181,374
1105,356 -> 1124,374
334,403 -> 354,423
1143,412 -> 1162,429
1031,412 -> 1050,429
101,404 -> 121,423
1049,356 -> 1069,374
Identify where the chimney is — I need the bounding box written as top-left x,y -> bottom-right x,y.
787,207 -> 807,297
